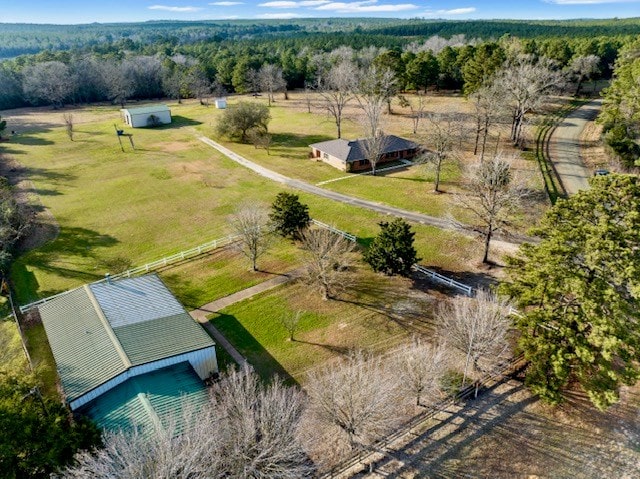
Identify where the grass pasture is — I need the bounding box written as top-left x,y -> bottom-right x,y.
212,263 -> 438,383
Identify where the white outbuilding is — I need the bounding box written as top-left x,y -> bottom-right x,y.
121,104 -> 172,128
214,98 -> 227,109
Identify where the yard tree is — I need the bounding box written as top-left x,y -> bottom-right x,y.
396,338 -> 448,407
22,61 -> 74,108
437,290 -> 513,391
300,228 -> 355,300
62,367 -> 310,479
419,113 -> 460,192
281,310 -> 303,342
306,351 -> 403,453
0,373 -> 101,479
228,203 -> 272,272
501,174 -> 640,410
62,113 -> 73,141
215,101 -> 271,143
461,42 -> 506,95
357,65 -> 396,175
454,155 -> 524,264
317,59 -> 358,139
269,192 -> 310,240
364,218 -> 419,277
398,92 -> 427,135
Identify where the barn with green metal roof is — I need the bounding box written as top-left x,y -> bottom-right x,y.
36,273 -> 217,432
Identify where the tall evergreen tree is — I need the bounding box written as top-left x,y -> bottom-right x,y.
364,218 -> 419,277
501,175 -> 640,410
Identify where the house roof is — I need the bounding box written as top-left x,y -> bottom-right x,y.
79,361 -> 209,435
310,134 -> 419,163
38,274 -> 214,403
121,105 -> 170,115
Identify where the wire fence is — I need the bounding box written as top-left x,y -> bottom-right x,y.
319,354 -> 527,479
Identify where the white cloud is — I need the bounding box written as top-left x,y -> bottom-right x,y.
209,1 -> 244,5
545,0 -> 640,3
439,7 -> 476,14
258,0 -> 329,7
315,0 -> 419,12
257,12 -> 304,17
148,5 -> 203,12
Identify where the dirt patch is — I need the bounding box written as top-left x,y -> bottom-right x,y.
159,141 -> 190,153
0,155 -> 59,251
580,120 -> 612,170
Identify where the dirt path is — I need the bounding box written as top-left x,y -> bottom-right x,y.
548,99 -> 601,196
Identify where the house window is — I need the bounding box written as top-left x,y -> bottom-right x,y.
323,152 -> 329,159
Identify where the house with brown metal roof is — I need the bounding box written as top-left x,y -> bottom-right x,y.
309,134 -> 420,172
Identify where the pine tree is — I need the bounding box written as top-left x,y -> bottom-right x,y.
501,174 -> 640,410
269,192 -> 311,240
363,218 -> 419,277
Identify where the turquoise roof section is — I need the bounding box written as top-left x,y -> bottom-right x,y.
38,287 -> 128,402
79,362 -> 209,434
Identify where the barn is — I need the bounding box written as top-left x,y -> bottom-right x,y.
37,274 -> 217,433
121,104 -> 172,128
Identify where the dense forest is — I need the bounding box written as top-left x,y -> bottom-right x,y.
0,18 -> 636,111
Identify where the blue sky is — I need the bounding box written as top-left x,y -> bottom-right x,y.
1,0 -> 639,24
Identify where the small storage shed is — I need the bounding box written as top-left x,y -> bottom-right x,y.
121,104 -> 172,128
214,98 -> 227,109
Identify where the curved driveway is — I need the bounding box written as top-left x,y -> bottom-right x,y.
548,99 -> 601,196
198,136 -> 530,247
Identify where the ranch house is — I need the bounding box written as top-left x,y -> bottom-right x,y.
37,273 -> 217,433
309,135 -> 420,172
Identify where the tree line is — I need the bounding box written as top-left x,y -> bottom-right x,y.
0,27 -> 632,110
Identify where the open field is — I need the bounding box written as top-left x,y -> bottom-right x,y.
2,96 -> 506,305
211,262 -> 440,384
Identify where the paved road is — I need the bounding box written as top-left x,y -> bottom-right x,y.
548,99 -> 601,196
198,136 -> 529,247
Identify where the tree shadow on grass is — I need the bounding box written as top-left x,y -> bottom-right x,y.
210,312 -> 297,385
12,226 -> 120,303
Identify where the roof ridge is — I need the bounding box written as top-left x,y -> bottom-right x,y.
83,285 -> 132,369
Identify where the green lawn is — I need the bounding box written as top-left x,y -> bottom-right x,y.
212,264 -> 435,384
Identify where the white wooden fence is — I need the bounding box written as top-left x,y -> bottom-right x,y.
19,233 -> 241,313
311,219 -> 357,242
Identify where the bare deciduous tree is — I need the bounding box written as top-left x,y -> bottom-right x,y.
61,367 -> 311,479
569,54 -> 600,96
437,290 -> 513,393
469,83 -> 503,161
229,203 -> 272,272
187,68 -> 212,105
300,228 -> 354,300
493,55 -> 565,147
212,366 -> 311,478
453,155 -> 525,264
318,60 -> 358,139
22,61 -> 74,108
419,113 -> 461,192
258,64 -> 287,107
306,351 -> 403,452
357,66 -> 397,175
281,310 -> 303,341
101,60 -> 134,107
398,92 -> 427,134
62,113 -> 74,141
396,338 -> 448,407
